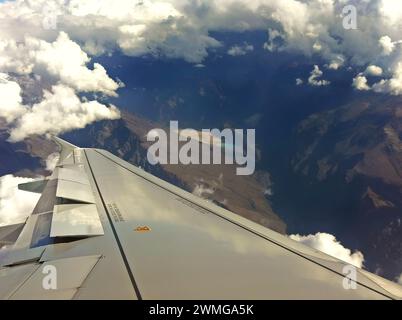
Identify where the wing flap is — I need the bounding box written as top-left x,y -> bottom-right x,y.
50,204 -> 104,237
9,255 -> 101,300
0,247 -> 45,267
57,167 -> 90,186
56,179 -> 95,204
0,263 -> 40,299
0,223 -> 25,248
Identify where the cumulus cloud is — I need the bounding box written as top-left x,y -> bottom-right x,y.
0,175 -> 41,227
1,0 -> 402,144
0,2 -> 125,142
31,32 -> 121,96
0,32 -> 121,96
264,28 -> 285,52
372,62 -> 402,95
290,232 -> 365,268
308,65 -> 330,87
365,65 -> 383,76
0,0 -> 397,67
227,43 -> 254,56
7,84 -> 120,142
353,65 -> 384,91
0,73 -> 26,122
0,0 -> 402,94
0,0 -> 222,63
193,184 -> 215,198
326,56 -> 345,71
45,152 -> 60,171
397,274 -> 402,285
353,74 -> 370,91
379,36 -> 396,56
296,78 -> 303,86
0,35 -> 122,141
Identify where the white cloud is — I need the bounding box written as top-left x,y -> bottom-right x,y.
379,36 -> 396,56
31,32 -> 121,96
8,84 -> 120,142
353,74 -> 370,91
326,55 -> 346,70
379,1 -> 402,27
264,28 -> 285,52
0,17 -> 123,141
193,184 -> 215,198
290,232 -> 364,268
0,0 -> 402,120
45,152 -> 60,171
372,62 -> 402,95
365,65 -> 383,76
296,78 -> 303,86
0,73 -> 26,123
0,32 -> 121,96
0,0 -> 395,68
227,43 -> 254,56
0,175 -> 41,227
116,18 -> 221,63
308,65 -> 330,87
397,274 -> 402,285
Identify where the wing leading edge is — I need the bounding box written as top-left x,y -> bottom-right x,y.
0,137 -> 401,300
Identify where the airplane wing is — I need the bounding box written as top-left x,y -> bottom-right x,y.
0,137 -> 401,300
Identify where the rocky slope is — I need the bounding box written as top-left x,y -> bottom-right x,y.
70,111 -> 286,234
289,94 -> 402,280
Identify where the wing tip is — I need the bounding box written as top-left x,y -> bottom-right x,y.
51,136 -> 78,150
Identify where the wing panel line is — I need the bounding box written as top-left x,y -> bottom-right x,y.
83,150 -> 142,300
